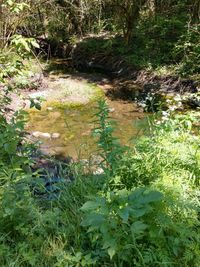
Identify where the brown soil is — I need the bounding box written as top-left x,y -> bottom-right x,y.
72,42 -> 199,101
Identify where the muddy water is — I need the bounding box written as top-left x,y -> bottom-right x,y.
27,99 -> 146,159
26,63 -> 147,159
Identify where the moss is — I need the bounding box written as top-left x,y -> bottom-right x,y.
43,87 -> 104,110
50,101 -> 85,110
26,64 -> 144,158
90,84 -> 105,101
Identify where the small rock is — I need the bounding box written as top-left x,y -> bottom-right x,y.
51,133 -> 60,139
40,132 -> 51,139
109,107 -> 115,113
32,131 -> 42,138
32,131 -> 51,139
93,167 -> 104,175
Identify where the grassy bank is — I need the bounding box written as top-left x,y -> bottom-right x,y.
0,100 -> 199,266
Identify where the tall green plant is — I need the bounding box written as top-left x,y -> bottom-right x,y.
81,105 -> 200,266
93,99 -> 127,176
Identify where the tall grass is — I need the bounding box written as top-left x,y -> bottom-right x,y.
0,101 -> 199,266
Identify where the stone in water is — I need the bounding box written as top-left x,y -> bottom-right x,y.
52,133 -> 60,139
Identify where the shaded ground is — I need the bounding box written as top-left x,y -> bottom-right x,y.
72,37 -> 200,103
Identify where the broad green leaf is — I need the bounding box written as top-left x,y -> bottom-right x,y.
143,190 -> 163,203
81,214 -> 105,227
131,221 -> 148,235
130,207 -> 148,218
7,0 -> 13,6
81,200 -> 102,211
35,103 -> 41,110
118,207 -> 129,222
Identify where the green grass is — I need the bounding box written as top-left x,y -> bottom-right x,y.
0,101 -> 199,266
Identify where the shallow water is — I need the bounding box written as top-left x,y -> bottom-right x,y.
26,62 -> 147,159
27,99 -> 147,159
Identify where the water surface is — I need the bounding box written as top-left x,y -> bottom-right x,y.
26,63 -> 146,159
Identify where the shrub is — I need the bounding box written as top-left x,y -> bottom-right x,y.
81,101 -> 200,266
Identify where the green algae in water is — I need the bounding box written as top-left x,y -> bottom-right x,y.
27,102 -> 98,158
42,76 -> 105,105
26,59 -> 146,158
27,98 -> 146,159
27,70 -> 145,158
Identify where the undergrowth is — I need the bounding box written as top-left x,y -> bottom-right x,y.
0,100 -> 199,266
75,18 -> 200,78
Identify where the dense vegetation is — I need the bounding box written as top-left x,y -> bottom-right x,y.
0,98 -> 200,266
0,0 -> 200,266
1,0 -> 199,75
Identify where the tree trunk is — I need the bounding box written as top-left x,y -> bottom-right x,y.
0,2 -> 3,49
124,0 -> 147,44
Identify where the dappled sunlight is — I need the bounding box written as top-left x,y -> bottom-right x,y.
0,0 -> 199,266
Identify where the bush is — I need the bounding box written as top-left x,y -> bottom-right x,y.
81,101 -> 200,266
0,100 -> 199,266
173,23 -> 200,76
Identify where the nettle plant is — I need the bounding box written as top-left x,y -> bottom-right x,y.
81,188 -> 163,262
81,100 -> 200,266
92,99 -> 127,176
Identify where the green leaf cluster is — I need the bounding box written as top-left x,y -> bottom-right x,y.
81,101 -> 200,266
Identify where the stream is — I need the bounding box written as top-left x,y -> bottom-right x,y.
26,61 -> 147,159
